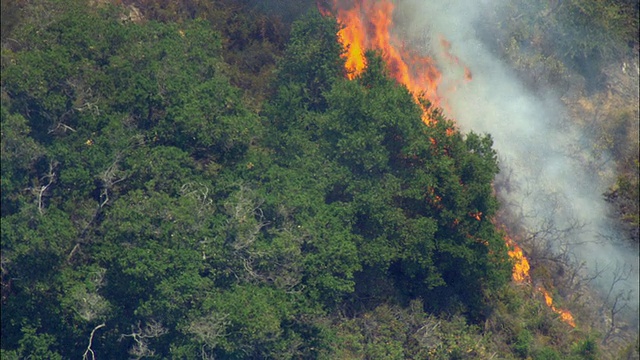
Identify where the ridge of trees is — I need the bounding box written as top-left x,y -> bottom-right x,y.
1,0 -> 635,359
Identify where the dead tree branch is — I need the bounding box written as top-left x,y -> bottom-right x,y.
27,160 -> 58,215
600,262 -> 633,344
119,320 -> 168,359
99,153 -> 128,209
82,323 -> 106,360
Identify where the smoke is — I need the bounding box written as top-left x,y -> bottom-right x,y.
394,0 -> 639,318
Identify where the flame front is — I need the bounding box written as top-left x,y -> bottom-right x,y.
539,287 -> 576,327
505,235 -> 530,283
324,0 -> 442,110
504,233 -> 575,327
321,0 -> 576,329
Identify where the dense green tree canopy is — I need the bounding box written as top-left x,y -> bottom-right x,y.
1,1 -> 521,358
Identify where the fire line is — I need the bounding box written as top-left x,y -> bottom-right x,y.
320,0 -> 576,328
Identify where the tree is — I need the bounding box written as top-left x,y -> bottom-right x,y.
272,9 -> 345,112
0,107 -> 46,216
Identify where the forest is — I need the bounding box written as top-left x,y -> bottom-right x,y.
1,0 -> 638,359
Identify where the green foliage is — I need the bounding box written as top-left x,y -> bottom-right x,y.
1,1 -> 601,358
512,329 -> 533,358
197,285 -> 294,357
326,300 -> 499,360
549,0 -> 638,59
8,325 -> 63,360
534,347 -> 563,360
267,33 -> 511,317
0,0 -> 21,44
274,9 -> 345,111
573,337 -> 600,360
611,172 -> 640,241
163,76 -> 260,161
0,106 -> 46,215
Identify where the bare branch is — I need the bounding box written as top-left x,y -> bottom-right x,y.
67,243 -> 81,263
48,121 -> 76,134
181,182 -> 214,216
99,153 -> 128,209
119,320 -> 168,359
27,160 -> 58,215
188,312 -> 230,349
603,262 -> 631,306
602,288 -> 632,344
48,109 -> 77,135
82,323 -> 106,360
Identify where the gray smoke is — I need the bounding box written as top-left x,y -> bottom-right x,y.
395,0 -> 639,319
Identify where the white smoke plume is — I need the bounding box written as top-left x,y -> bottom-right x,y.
394,0 -> 639,319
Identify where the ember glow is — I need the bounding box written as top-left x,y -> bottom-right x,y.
321,0 -> 442,110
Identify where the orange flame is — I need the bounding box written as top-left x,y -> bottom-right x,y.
321,0 -> 576,330
504,235 -> 530,283
504,235 -> 576,327
322,0 -> 442,114
539,287 -> 576,327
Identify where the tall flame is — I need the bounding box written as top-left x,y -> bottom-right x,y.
504,234 -> 531,283
322,0 -> 442,109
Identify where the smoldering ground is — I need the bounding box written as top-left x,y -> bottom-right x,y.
394,0 -> 639,321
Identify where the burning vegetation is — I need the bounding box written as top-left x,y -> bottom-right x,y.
321,0 -> 578,329
504,234 -> 530,283
508,232 -> 576,328
539,286 -> 577,328
320,0 -> 442,112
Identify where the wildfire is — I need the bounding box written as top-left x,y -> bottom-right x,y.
504,234 -> 575,327
504,234 -> 530,283
320,0 -> 576,328
539,286 -> 576,327
321,0 -> 442,112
